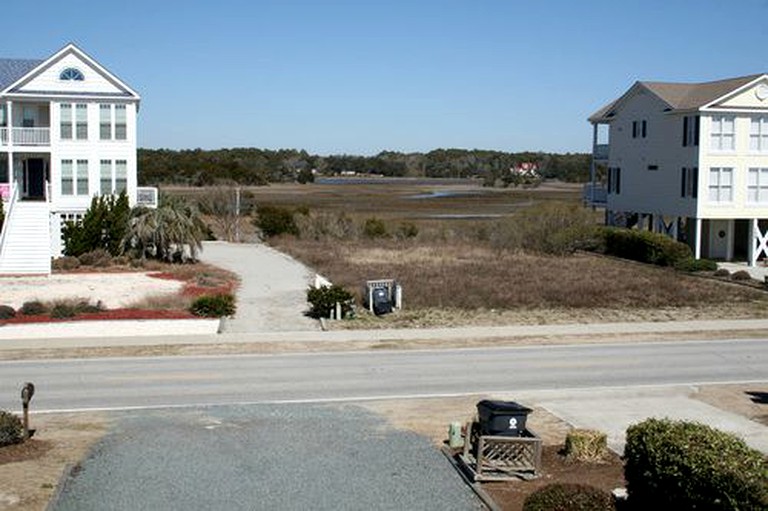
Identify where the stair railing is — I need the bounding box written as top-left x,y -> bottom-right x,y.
0,181 -> 19,261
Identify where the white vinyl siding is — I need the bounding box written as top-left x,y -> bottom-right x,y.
750,117 -> 768,152
710,115 -> 735,152
708,167 -> 733,203
748,168 -> 768,203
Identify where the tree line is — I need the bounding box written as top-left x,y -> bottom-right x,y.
138,148 -> 590,186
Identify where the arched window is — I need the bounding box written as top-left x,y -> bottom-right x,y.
59,68 -> 84,81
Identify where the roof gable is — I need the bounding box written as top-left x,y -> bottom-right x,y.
1,43 -> 139,100
590,74 -> 768,122
705,75 -> 768,109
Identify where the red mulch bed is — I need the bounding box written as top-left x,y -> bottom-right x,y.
0,309 -> 197,325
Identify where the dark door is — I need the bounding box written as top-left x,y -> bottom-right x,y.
26,158 -> 45,199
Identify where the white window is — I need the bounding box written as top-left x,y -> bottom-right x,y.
61,159 -> 73,195
100,105 -> 112,140
115,160 -> 127,192
708,167 -> 733,202
750,117 -> 768,152
748,168 -> 768,203
76,159 -> 89,195
60,104 -> 72,140
75,104 -> 88,140
100,159 -> 112,194
710,115 -> 735,151
115,105 -> 127,140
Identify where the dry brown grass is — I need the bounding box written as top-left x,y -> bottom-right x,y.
275,239 -> 768,312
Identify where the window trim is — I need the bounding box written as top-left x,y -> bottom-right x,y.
710,115 -> 735,152
750,116 -> 768,153
59,68 -> 84,81
708,167 -> 733,203
748,167 -> 768,204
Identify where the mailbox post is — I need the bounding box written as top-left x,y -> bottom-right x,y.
20,382 -> 35,439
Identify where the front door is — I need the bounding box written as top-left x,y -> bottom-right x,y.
709,219 -> 731,260
26,158 -> 45,199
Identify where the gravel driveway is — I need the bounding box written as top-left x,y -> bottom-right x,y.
199,241 -> 320,333
50,404 -> 482,510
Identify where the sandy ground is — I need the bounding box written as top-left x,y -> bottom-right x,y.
0,274 -> 183,309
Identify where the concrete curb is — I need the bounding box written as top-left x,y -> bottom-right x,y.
0,318 -> 220,341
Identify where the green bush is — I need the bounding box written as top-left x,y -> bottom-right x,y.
306,285 -> 354,319
254,204 -> 299,238
20,301 -> 47,316
50,303 -> 77,319
491,202 -> 600,256
598,227 -> 692,266
0,305 -> 15,320
62,191 -> 130,257
189,294 -> 236,317
624,418 -> 768,510
675,257 -> 718,272
523,483 -> 615,511
362,217 -> 388,239
0,410 -> 24,447
714,268 -> 731,277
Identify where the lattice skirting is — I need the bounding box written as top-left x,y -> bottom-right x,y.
457,422 -> 542,482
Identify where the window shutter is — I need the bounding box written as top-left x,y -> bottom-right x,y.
683,117 -> 689,146
632,121 -> 637,138
607,167 -> 612,193
681,168 -> 687,197
642,120 -> 647,138
616,168 -> 621,194
692,167 -> 698,198
694,116 -> 700,146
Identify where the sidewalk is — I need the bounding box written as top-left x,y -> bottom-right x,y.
2,318 -> 768,350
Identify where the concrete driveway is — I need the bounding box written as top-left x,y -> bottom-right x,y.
50,404 -> 482,511
199,241 -> 320,333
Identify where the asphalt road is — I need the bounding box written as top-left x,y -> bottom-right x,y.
1,338 -> 767,412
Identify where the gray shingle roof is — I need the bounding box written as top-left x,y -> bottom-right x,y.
0,58 -> 43,90
590,74 -> 767,123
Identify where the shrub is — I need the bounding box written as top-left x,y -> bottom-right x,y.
0,305 -> 15,320
714,268 -> 731,277
254,204 -> 299,238
598,227 -> 692,267
78,248 -> 113,267
189,294 -> 236,317
624,418 -> 768,510
20,301 -> 47,316
362,217 -> 388,239
0,410 -> 24,447
732,270 -> 753,281
50,303 -> 77,319
306,285 -> 354,319
564,429 -> 608,463
295,211 -> 357,241
62,191 -> 130,257
52,256 -> 81,271
491,202 -> 600,256
523,483 -> 615,511
675,257 -> 718,272
395,222 -> 419,240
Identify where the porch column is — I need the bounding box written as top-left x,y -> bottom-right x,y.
694,218 -> 702,259
749,218 -> 756,266
589,124 -> 597,205
5,100 -> 11,183
726,219 -> 734,262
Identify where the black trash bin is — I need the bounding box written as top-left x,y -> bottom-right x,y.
477,400 -> 532,437
371,287 -> 393,315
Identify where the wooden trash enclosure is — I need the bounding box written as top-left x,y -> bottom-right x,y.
458,421 -> 542,482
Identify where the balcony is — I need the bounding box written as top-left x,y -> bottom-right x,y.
0,127 -> 51,147
593,144 -> 609,162
583,183 -> 607,206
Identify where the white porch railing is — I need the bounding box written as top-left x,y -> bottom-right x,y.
0,127 -> 6,145
0,181 -> 19,261
11,127 -> 50,146
136,186 -> 158,208
583,183 -> 607,206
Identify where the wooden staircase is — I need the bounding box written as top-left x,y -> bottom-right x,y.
0,199 -> 51,275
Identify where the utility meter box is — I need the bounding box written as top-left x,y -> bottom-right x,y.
476,400 -> 532,437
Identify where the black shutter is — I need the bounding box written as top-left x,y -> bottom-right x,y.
616,168 -> 621,194
683,117 -> 689,146
694,116 -> 700,146
607,167 -> 612,193
681,168 -> 687,197
642,120 -> 647,138
692,167 -> 698,198
632,121 -> 637,138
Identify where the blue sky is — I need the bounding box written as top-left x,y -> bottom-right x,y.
4,1 -> 767,155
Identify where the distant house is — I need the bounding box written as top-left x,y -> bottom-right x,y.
586,73 -> 768,265
510,162 -> 540,179
0,43 -> 150,274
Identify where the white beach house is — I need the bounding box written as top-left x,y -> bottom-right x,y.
0,43 -> 150,274
587,73 -> 768,265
